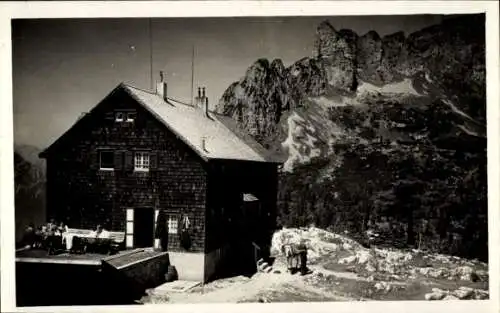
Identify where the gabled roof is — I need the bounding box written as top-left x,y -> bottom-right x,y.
243,193 -> 259,202
41,83 -> 281,164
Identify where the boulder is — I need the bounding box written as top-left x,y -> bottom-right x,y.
374,281 -> 392,292
452,287 -> 474,300
473,289 -> 489,300
425,288 -> 447,300
443,295 -> 459,300
339,255 -> 357,264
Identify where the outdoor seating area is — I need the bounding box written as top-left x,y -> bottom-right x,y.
20,220 -> 125,256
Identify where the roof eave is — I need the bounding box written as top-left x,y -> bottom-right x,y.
206,156 -> 283,165
40,83 -> 125,158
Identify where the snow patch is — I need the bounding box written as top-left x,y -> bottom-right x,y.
442,99 -> 475,121
291,68 -> 301,77
233,84 -> 246,100
311,95 -> 353,108
457,125 -> 481,137
357,79 -> 422,96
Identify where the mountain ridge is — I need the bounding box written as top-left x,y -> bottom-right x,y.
216,14 -> 485,171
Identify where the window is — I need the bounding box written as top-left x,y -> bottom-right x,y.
168,216 -> 178,234
126,112 -> 136,122
99,151 -> 114,170
126,208 -> 134,248
115,112 -> 124,122
134,152 -> 150,171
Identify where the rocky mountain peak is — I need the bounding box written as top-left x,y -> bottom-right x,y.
243,58 -> 270,85
363,30 -> 381,40
218,14 -> 486,171
270,58 -> 285,75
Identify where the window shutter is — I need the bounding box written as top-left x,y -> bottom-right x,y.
90,150 -> 99,169
125,151 -> 134,170
150,152 -> 158,169
114,151 -> 123,170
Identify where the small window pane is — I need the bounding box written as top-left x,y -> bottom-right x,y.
115,112 -> 124,122
126,235 -> 133,248
100,151 -> 114,169
126,209 -> 134,221
126,221 -> 134,234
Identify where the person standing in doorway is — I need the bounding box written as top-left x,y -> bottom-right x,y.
155,211 -> 168,252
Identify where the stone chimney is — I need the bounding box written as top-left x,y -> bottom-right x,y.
156,71 -> 168,101
202,87 -> 209,117
195,87 -> 202,108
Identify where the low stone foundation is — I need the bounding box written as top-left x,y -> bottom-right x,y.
168,252 -> 205,282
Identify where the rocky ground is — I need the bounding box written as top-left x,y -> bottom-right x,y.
141,227 -> 488,303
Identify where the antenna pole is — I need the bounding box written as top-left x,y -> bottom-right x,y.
149,18 -> 153,91
191,45 -> 195,105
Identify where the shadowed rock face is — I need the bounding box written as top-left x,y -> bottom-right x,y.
314,22 -> 358,93
357,30 -> 383,83
216,14 -> 486,153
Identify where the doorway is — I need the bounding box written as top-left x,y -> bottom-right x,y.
133,207 -> 155,248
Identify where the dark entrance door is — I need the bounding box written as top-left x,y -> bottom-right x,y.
133,207 -> 155,248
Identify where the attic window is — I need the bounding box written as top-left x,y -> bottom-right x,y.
115,112 -> 124,122
100,151 -> 114,170
126,112 -> 136,122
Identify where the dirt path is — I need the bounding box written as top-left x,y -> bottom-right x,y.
163,272 -> 298,303
155,261 -> 360,304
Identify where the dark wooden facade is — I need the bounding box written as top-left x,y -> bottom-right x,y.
40,85 -> 278,261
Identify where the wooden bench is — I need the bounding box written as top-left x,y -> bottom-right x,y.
109,231 -> 125,244
66,229 -> 124,242
66,229 -> 125,254
108,231 -> 126,254
66,228 -> 94,236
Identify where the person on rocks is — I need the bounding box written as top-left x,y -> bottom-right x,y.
283,243 -> 299,274
296,240 -> 312,276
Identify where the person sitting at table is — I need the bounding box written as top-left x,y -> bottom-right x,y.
40,225 -> 48,243
55,222 -> 68,236
88,225 -> 111,253
21,223 -> 36,248
91,224 -> 110,239
46,228 -> 61,255
59,222 -> 68,233
33,226 -> 44,248
46,219 -> 57,233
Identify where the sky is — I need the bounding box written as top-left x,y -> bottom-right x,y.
12,15 -> 447,149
